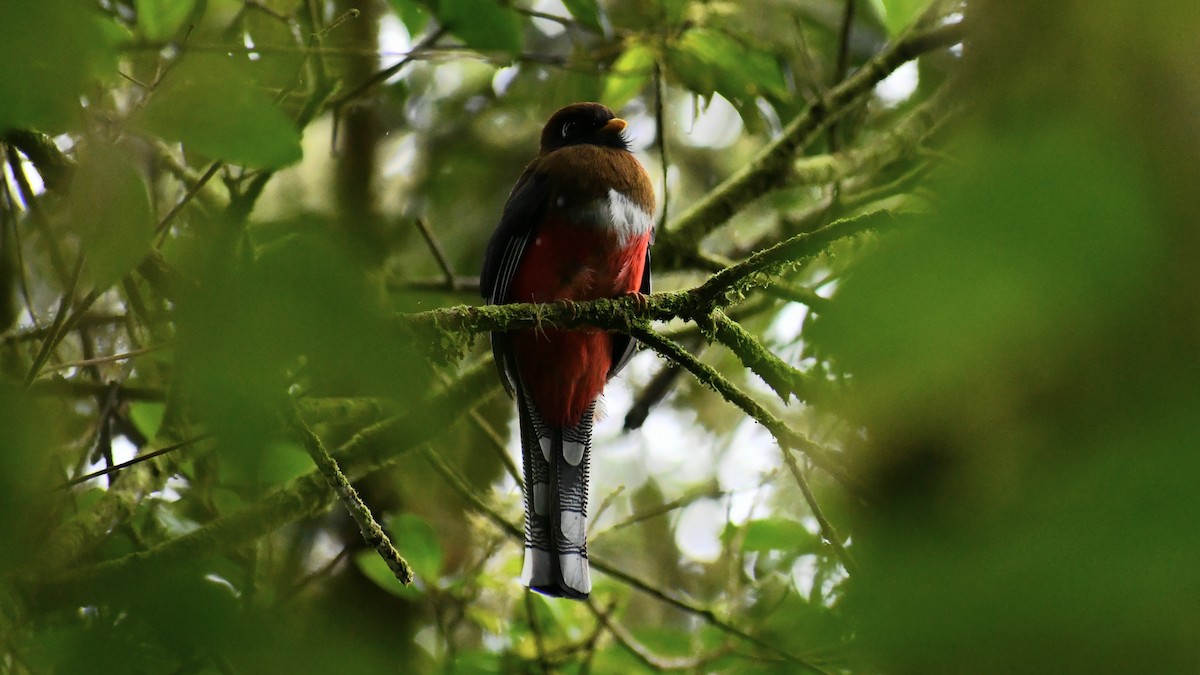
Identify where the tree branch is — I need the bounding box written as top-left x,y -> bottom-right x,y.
657,20 -> 963,264
703,309 -> 815,403
21,361 -> 497,612
292,405 -> 413,584
421,432 -> 832,673
630,324 -> 866,497
405,210 -> 898,342
792,79 -> 961,187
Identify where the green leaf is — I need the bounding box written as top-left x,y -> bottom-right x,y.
433,0 -> 522,56
66,143 -> 154,290
0,1 -> 118,132
561,0 -> 602,31
666,43 -> 715,101
659,0 -> 689,26
211,487 -> 244,515
129,402 -> 166,440
387,512 -> 443,580
387,0 -> 430,35
669,28 -> 787,117
257,441 -> 312,486
603,43 -> 655,110
880,0 -> 934,35
742,518 -> 819,553
134,0 -> 197,41
218,440 -> 311,489
137,54 -> 303,168
75,487 -> 106,512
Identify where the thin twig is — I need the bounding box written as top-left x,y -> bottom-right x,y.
45,345 -> 165,373
468,408 -> 523,488
828,0 -> 857,156
781,453 -> 860,577
422,447 -> 521,539
413,218 -> 458,291
6,145 -> 70,283
629,324 -> 865,497
154,160 -> 223,245
330,27 -> 447,107
516,7 -> 599,33
654,59 -> 670,231
423,439 -> 831,672
587,598 -> 705,671
588,557 -> 832,673
314,8 -> 360,40
428,365 -> 521,487
285,545 -> 351,603
594,482 -> 720,537
23,254 -> 86,387
59,436 -> 212,489
1,166 -> 39,330
586,485 -> 625,537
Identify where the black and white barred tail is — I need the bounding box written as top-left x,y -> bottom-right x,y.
517,391 -> 594,599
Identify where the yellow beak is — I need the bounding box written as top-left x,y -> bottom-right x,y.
602,118 -> 628,133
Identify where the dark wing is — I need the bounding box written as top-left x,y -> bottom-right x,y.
481,166 -> 551,396
481,167 -> 548,304
608,246 -> 651,378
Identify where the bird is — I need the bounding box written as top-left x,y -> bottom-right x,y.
480,102 -> 655,599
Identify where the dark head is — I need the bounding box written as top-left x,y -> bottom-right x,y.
539,102 -> 630,154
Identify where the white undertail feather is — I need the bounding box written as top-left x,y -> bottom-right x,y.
559,553 -> 591,594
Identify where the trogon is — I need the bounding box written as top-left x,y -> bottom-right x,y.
481,102 -> 654,599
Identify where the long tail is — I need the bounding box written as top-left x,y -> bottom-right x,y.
517,393 -> 593,599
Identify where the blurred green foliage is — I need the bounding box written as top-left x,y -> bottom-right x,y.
0,0 -> 118,132
0,0 -> 1196,673
137,54 -> 304,168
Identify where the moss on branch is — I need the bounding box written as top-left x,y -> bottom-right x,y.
655,20 -> 964,266
405,210 -> 898,346
628,323 -> 868,497
791,81 -> 961,187
703,309 -> 814,403
22,361 -> 497,612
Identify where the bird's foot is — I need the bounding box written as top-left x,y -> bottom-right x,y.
622,291 -> 650,316
556,298 -> 579,323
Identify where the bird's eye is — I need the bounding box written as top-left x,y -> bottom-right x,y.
560,122 -> 575,138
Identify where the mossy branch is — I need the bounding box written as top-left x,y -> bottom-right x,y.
405,209 -> 897,343
702,309 -> 815,403
23,361 -> 497,611
656,20 -> 963,264
292,405 -> 413,585
791,79 -> 962,187
422,433 -> 832,673
628,323 -> 868,498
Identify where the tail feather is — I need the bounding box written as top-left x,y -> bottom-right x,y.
518,393 -> 593,600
